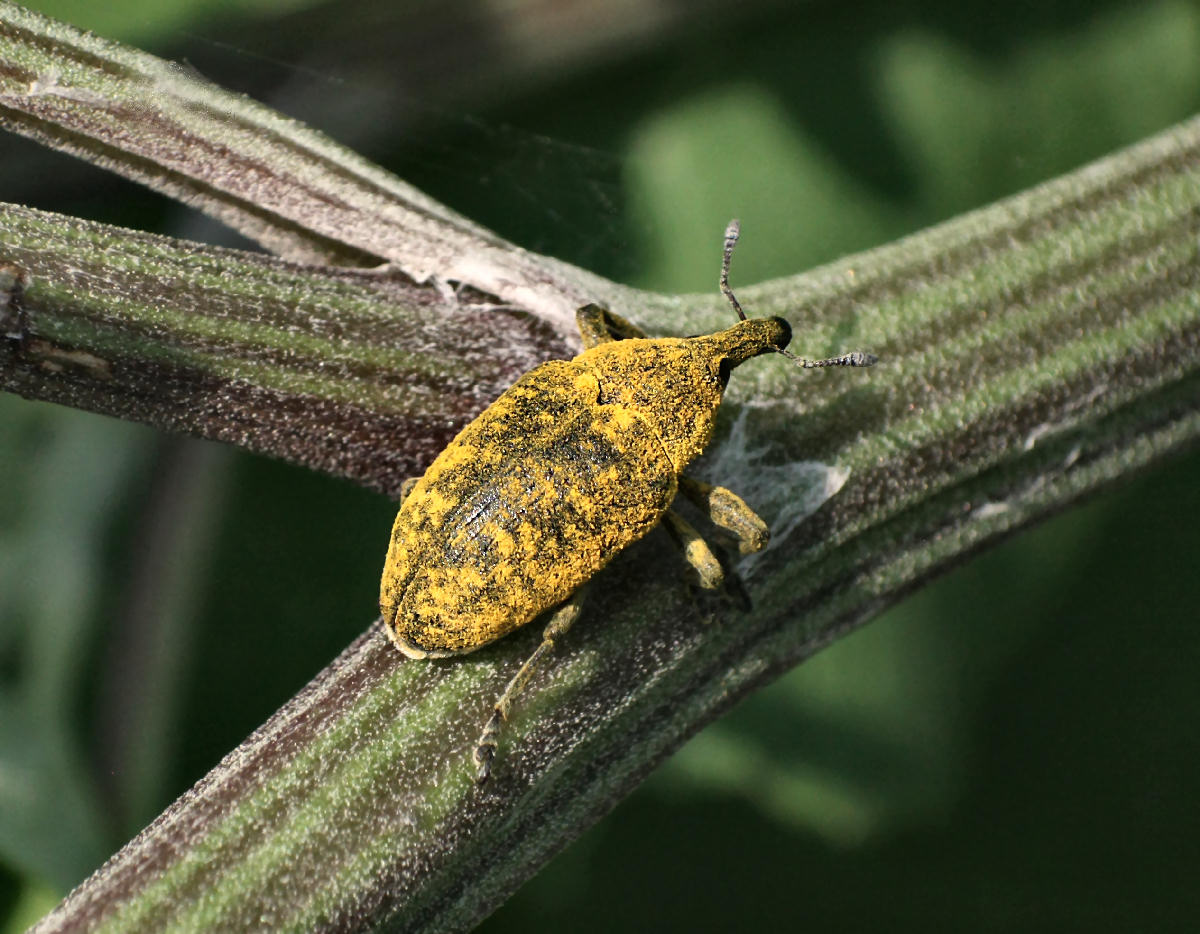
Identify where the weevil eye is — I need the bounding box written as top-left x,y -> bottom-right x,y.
769,316 -> 793,352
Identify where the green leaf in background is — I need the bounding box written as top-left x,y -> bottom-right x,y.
627,83 -> 906,292
876,1 -> 1200,212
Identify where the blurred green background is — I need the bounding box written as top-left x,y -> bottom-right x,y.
2,0 -> 1199,929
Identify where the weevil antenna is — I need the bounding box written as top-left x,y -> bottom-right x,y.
720,219 -> 747,321
779,348 -> 878,368
720,221 -> 877,369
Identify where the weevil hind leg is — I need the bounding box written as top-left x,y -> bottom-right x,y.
677,476 -> 769,555
474,586 -> 589,784
575,303 -> 649,348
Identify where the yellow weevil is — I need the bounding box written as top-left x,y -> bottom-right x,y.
379,221 -> 876,782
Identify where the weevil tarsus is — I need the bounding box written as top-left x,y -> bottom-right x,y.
475,585 -> 589,783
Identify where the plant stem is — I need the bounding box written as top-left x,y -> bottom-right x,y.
18,111 -> 1200,930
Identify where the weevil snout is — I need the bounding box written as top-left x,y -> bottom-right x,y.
740,315 -> 792,355
704,315 -> 793,379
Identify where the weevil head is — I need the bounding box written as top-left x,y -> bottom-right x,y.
699,316 -> 792,384
576,316 -> 791,473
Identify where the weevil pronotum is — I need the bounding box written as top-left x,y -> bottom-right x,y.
379,221 -> 876,782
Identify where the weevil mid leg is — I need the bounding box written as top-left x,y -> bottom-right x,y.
474,585 -> 589,784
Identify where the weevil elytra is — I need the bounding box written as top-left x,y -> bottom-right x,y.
379,221 -> 876,782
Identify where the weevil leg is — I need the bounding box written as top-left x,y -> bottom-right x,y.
397,476 -> 420,503
575,303 -> 649,348
677,476 -> 770,555
660,510 -> 726,593
474,586 -> 588,784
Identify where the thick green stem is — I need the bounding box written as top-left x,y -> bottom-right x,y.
0,202 -> 573,494
19,115 -> 1200,931
0,0 -> 614,330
